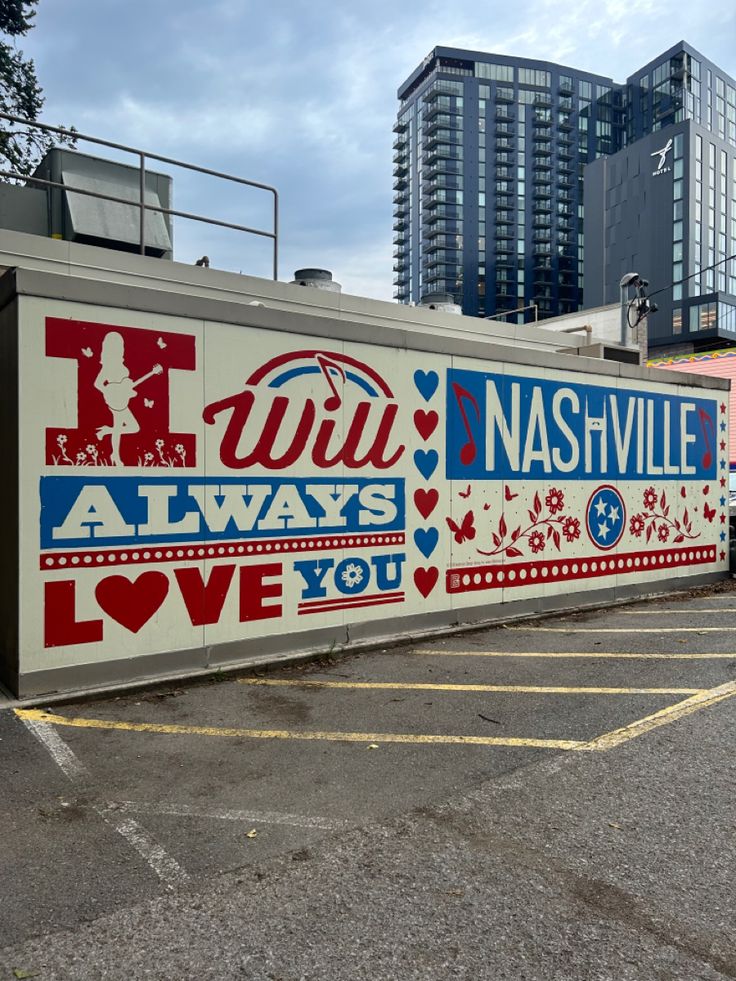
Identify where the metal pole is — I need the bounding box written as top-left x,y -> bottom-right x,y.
139,153 -> 146,255
272,190 -> 279,281
620,284 -> 628,346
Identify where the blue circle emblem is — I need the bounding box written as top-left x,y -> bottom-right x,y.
586,485 -> 626,550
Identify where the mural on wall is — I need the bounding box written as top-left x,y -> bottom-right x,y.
29,309 -> 727,671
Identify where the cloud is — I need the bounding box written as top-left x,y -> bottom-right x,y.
17,0 -> 736,302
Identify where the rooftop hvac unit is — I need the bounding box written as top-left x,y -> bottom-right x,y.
0,148 -> 173,258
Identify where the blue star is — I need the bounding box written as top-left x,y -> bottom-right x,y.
721,496 -> 727,507
720,459 -> 726,470
720,531 -> 727,541
720,420 -> 727,432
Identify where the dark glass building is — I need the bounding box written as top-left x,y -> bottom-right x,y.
584,43 -> 736,354
393,42 -> 736,350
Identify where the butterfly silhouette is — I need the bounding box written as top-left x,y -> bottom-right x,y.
157,337 -> 167,349
446,510 -> 476,544
81,347 -> 93,358
144,399 -> 154,408
458,485 -> 471,499
703,502 -> 716,523
504,486 -> 519,502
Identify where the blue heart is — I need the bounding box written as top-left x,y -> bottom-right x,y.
414,448 -> 438,480
414,526 -> 439,559
413,369 -> 439,402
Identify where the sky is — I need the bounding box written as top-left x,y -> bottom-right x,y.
18,0 -> 736,300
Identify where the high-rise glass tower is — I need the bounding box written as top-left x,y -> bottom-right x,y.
393,48 -> 618,321
393,42 -> 736,341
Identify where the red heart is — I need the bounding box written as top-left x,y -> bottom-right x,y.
414,409 -> 439,441
95,571 -> 170,633
414,487 -> 439,519
414,566 -> 439,598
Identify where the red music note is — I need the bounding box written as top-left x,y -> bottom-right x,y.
316,355 -> 346,411
452,382 -> 481,466
697,408 -> 715,469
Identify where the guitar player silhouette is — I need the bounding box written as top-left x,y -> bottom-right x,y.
95,331 -> 162,465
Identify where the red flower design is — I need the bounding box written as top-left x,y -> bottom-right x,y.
629,513 -> 645,537
545,488 -> 564,514
562,516 -> 580,542
643,486 -> 658,510
529,530 -> 546,553
657,524 -> 669,542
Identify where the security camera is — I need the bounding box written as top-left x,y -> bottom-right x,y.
619,272 -> 640,287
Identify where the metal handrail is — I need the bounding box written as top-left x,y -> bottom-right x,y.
0,113 -> 279,279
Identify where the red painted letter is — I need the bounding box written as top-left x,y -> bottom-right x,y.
174,565 -> 235,626
44,580 -> 104,647
239,563 -> 282,621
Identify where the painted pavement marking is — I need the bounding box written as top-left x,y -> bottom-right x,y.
411,649 -> 736,660
611,609 -> 736,615
17,679 -> 736,757
100,814 -> 189,888
16,710 -> 189,888
15,709 -> 585,751
18,711 -> 88,781
105,800 -> 348,832
581,680 -> 736,751
504,626 -> 736,634
239,678 -> 704,696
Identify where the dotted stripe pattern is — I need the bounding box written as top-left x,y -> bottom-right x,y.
41,533 -> 407,570
447,545 -> 718,594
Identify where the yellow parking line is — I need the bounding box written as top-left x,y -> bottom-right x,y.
239,678 -> 703,696
13,708 -> 584,751
505,626 -> 736,633
412,649 -> 736,660
613,609 -> 736,615
582,680 -> 736,751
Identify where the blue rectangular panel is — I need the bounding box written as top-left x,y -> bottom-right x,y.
446,368 -> 718,481
41,476 -> 405,549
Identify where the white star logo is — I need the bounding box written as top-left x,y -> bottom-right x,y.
598,521 -> 610,540
608,505 -> 620,522
594,497 -> 607,517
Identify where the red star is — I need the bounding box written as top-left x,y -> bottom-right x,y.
720,551 -> 726,561
721,403 -> 727,414
720,513 -> 727,523
721,440 -> 727,451
721,477 -> 727,487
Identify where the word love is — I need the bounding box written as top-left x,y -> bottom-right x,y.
45,561 -> 284,647
43,477 -> 404,547
448,369 -> 718,481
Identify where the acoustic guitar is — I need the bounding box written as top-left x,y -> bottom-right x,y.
103,364 -> 163,411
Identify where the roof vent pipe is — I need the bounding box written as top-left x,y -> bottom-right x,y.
291,268 -> 341,293
419,291 -> 461,314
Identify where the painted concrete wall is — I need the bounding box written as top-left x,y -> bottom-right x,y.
650,348 -> 736,473
1,264 -> 729,697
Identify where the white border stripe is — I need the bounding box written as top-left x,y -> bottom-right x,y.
108,800 -> 347,832
18,714 -> 88,782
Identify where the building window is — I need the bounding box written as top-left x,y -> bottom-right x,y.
518,68 -> 551,88
672,308 -> 682,334
475,62 -> 513,82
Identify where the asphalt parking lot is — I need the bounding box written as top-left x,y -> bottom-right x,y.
2,583 -> 736,979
